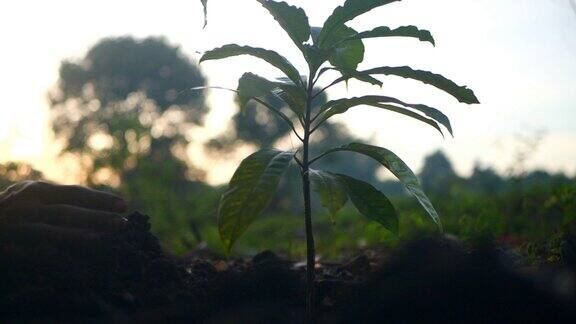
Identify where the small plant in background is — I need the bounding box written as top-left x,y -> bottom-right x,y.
198,0 -> 479,320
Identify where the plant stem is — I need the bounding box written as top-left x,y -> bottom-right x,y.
303,72 -> 316,323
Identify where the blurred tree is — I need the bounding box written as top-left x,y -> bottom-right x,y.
49,36 -> 211,252
467,164 -> 505,194
50,36 -> 207,185
419,150 -> 459,195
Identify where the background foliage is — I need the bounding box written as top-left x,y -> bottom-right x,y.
3,150 -> 574,261
1,34 -> 574,261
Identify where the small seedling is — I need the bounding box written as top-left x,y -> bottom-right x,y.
197,0 -> 479,321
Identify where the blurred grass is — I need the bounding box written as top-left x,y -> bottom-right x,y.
183,181 -> 576,263
2,161 -> 575,264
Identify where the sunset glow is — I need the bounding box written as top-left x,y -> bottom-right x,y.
1,0 -> 575,184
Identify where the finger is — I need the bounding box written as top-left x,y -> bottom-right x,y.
1,181 -> 35,196
4,205 -> 128,232
0,181 -> 35,207
25,182 -> 127,212
0,192 -> 10,208
0,223 -> 101,249
49,184 -> 127,212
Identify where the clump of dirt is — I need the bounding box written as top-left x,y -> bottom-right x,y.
0,212 -> 184,321
1,212 -> 575,323
0,212 -> 303,323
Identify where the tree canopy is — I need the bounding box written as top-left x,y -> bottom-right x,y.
49,36 -> 211,252
50,36 -> 207,185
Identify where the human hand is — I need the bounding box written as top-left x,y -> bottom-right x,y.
0,181 -> 128,251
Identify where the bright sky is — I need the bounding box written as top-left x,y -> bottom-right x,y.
0,0 -> 575,185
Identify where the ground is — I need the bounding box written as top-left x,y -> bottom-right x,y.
1,212 -> 575,323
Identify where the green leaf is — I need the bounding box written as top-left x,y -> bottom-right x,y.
315,96 -> 375,125
362,66 -> 480,104
342,71 -> 381,87
317,0 -> 399,48
328,26 -> 365,71
325,66 -> 479,105
348,25 -> 435,46
309,169 -> 348,223
201,0 -> 208,28
316,95 -> 452,137
303,44 -> 329,74
219,149 -> 293,253
237,72 -> 305,115
367,103 -> 445,137
237,73 -> 276,114
319,67 -> 383,87
316,96 -> 388,123
257,0 -> 311,51
369,96 -> 453,136
200,44 -> 303,86
338,174 -> 398,233
191,85 -> 301,140
273,84 -> 306,115
325,143 -> 442,230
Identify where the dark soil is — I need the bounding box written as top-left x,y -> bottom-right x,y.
1,212 -> 575,323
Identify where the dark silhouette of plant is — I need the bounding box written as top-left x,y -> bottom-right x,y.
199,0 -> 479,320
206,87 -> 382,213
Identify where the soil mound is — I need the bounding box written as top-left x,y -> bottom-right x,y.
1,212 -> 574,323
